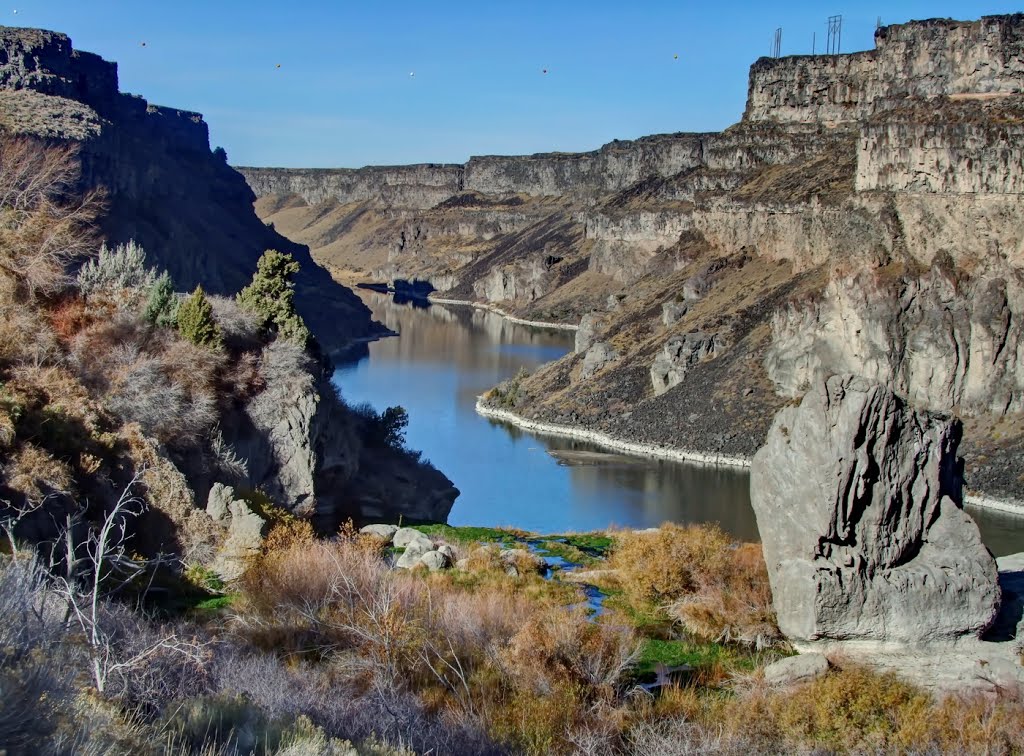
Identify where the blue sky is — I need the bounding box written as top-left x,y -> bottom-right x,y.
9,1 -> 1019,167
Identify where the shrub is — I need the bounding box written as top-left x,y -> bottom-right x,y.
208,294 -> 262,350
176,285 -> 224,349
237,250 -> 311,347
488,367 -> 528,409
104,345 -> 217,444
143,270 -> 178,327
76,240 -> 155,297
610,524 -> 779,647
351,402 -> 409,450
0,138 -> 101,298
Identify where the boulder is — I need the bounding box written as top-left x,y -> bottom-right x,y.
395,538 -> 433,569
661,301 -> 688,326
578,341 -> 620,381
206,482 -> 234,523
393,527 -> 432,550
650,331 -> 725,395
211,499 -> 266,582
437,544 -> 457,560
499,548 -> 546,576
360,523 -> 399,542
420,550 -> 450,571
763,653 -> 829,687
750,375 -> 1000,647
575,313 -> 603,353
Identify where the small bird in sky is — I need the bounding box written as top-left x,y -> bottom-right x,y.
140,41 -> 147,47
673,53 -> 678,59
542,68 -> 548,74
275,63 -> 282,69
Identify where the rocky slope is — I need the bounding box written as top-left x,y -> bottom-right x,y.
0,26 -> 383,355
242,14 -> 1024,505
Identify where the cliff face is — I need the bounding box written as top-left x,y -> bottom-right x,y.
744,15 -> 1024,124
243,14 -> 1024,503
0,26 -> 382,354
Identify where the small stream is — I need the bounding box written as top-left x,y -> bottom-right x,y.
335,291 -> 1024,556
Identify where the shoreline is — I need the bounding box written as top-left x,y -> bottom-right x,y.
429,297 -> 579,331
476,398 -> 1024,518
475,399 -> 751,469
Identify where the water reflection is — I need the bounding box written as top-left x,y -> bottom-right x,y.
335,291 -> 1024,555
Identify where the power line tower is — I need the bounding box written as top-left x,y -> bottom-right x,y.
771,27 -> 782,58
826,14 -> 842,55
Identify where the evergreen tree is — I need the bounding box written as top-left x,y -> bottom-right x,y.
176,285 -> 223,349
237,250 -> 311,347
143,271 -> 178,327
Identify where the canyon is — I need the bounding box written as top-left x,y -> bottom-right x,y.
241,14 -> 1024,508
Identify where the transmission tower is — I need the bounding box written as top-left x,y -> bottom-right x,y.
826,14 -> 842,54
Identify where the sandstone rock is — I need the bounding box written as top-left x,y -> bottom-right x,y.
661,301 -> 688,326
393,527 -> 433,550
578,341 -> 619,381
420,550 -> 449,571
763,653 -> 829,687
650,332 -> 725,395
454,558 -> 470,571
212,499 -> 266,582
751,375 -> 1000,646
360,523 -> 399,542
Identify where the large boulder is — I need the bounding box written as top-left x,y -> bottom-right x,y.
578,341 -> 620,381
650,331 -> 725,395
750,375 -> 999,647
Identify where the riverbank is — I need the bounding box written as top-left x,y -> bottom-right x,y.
476,399 -> 1024,518
429,296 -> 579,331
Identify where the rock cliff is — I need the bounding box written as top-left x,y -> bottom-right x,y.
0,26 -> 381,355
243,13 -> 1024,505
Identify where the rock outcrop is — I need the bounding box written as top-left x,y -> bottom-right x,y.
750,375 -> 1000,646
0,26 -> 381,354
650,332 -> 726,396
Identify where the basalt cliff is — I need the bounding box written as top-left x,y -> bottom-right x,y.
241,14 -> 1024,506
0,26 -> 382,354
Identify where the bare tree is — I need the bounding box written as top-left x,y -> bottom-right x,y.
50,472 -> 207,694
0,137 -> 103,297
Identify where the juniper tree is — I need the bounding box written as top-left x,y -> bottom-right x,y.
176,285 -> 222,349
236,250 -> 311,347
143,271 -> 178,327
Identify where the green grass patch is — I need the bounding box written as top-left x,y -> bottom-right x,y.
412,524 -> 526,544
602,588 -> 673,635
634,638 -> 755,677
548,533 -> 614,557
532,540 -> 597,567
192,594 -> 238,612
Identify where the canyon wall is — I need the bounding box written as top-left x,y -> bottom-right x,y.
244,14 -> 1024,503
0,26 -> 380,354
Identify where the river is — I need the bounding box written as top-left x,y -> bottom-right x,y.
334,291 -> 1024,556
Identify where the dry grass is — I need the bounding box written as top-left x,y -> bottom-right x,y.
608,524 -> 780,648
0,137 -> 103,298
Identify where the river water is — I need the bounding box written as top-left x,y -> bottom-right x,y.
334,291 -> 1024,556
